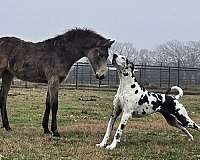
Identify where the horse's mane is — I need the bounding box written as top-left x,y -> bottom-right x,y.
63,28 -> 105,41
43,28 -> 106,44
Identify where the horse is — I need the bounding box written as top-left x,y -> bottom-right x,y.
0,28 -> 114,137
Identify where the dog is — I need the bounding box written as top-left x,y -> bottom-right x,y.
96,54 -> 200,150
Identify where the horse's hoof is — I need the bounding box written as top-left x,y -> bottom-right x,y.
44,130 -> 51,135
5,126 -> 12,131
53,132 -> 61,138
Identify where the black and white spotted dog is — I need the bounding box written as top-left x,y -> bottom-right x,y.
96,54 -> 200,150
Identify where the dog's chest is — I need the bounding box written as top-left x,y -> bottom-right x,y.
117,86 -> 156,116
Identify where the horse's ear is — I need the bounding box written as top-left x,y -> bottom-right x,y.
96,39 -> 115,48
104,39 -> 115,48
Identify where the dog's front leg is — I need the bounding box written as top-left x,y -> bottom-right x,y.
96,97 -> 121,148
106,112 -> 131,150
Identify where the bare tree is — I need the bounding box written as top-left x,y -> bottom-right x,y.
154,40 -> 200,67
110,40 -> 200,67
110,42 -> 138,62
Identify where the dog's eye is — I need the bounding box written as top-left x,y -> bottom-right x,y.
122,57 -> 125,60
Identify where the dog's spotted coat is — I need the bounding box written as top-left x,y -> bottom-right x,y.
96,54 -> 200,150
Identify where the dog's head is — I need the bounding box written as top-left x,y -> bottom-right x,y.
112,54 -> 135,77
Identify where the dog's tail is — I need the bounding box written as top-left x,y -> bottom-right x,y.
165,86 -> 183,100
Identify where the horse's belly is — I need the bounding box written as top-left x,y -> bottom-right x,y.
14,69 -> 47,83
15,74 -> 48,83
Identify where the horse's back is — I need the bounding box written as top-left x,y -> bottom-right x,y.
0,37 -> 26,78
0,36 -> 22,54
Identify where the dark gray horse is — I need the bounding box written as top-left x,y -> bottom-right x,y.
0,28 -> 114,137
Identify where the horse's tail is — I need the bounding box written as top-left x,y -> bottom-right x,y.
165,86 -> 183,100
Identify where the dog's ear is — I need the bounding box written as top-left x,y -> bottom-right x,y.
129,62 -> 135,77
126,58 -> 129,66
130,62 -> 134,70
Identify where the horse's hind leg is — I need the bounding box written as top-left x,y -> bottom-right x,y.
48,76 -> 60,137
0,70 -> 13,130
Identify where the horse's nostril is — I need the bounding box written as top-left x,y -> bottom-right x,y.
96,74 -> 99,79
99,75 -> 104,80
96,74 -> 104,80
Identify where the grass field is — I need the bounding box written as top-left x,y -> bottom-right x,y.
0,88 -> 200,160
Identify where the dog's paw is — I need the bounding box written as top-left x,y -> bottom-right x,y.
188,137 -> 194,141
96,142 -> 106,148
106,144 -> 116,150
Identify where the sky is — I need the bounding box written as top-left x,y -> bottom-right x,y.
0,0 -> 200,49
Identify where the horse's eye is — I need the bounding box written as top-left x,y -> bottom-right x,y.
99,53 -> 104,58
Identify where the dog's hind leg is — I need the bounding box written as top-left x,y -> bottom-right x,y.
96,97 -> 122,148
176,124 -> 193,141
185,119 -> 200,132
161,112 -> 193,141
106,111 -> 132,150
174,105 -> 200,133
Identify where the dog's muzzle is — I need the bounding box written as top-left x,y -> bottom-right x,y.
112,54 -> 118,65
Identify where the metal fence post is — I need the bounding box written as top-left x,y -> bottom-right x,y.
144,63 -> 146,83
139,64 -> 142,83
75,63 -> 78,89
89,66 -> 92,85
107,66 -> 110,87
81,63 -> 83,85
25,81 -> 28,88
177,60 -> 180,87
12,80 -> 14,85
116,69 -> 118,86
160,62 -> 162,88
168,67 -> 171,88
99,80 -> 101,88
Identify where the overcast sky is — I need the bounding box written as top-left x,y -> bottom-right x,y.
0,0 -> 200,49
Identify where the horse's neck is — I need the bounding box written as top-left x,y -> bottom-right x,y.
40,37 -> 88,70
62,50 -> 85,71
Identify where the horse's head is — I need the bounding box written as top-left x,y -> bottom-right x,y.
87,39 -> 115,80
62,28 -> 114,80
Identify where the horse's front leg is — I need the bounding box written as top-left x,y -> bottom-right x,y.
42,91 -> 51,134
0,71 -> 13,130
48,77 -> 60,137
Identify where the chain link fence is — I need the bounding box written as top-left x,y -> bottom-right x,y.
9,62 -> 200,91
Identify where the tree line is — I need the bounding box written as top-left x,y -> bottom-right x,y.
110,40 -> 200,67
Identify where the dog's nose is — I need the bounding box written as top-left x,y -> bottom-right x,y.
112,54 -> 118,64
113,54 -> 118,59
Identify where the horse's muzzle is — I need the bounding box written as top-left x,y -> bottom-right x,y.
96,74 -> 105,80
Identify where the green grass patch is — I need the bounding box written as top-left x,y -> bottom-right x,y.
0,88 -> 199,159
